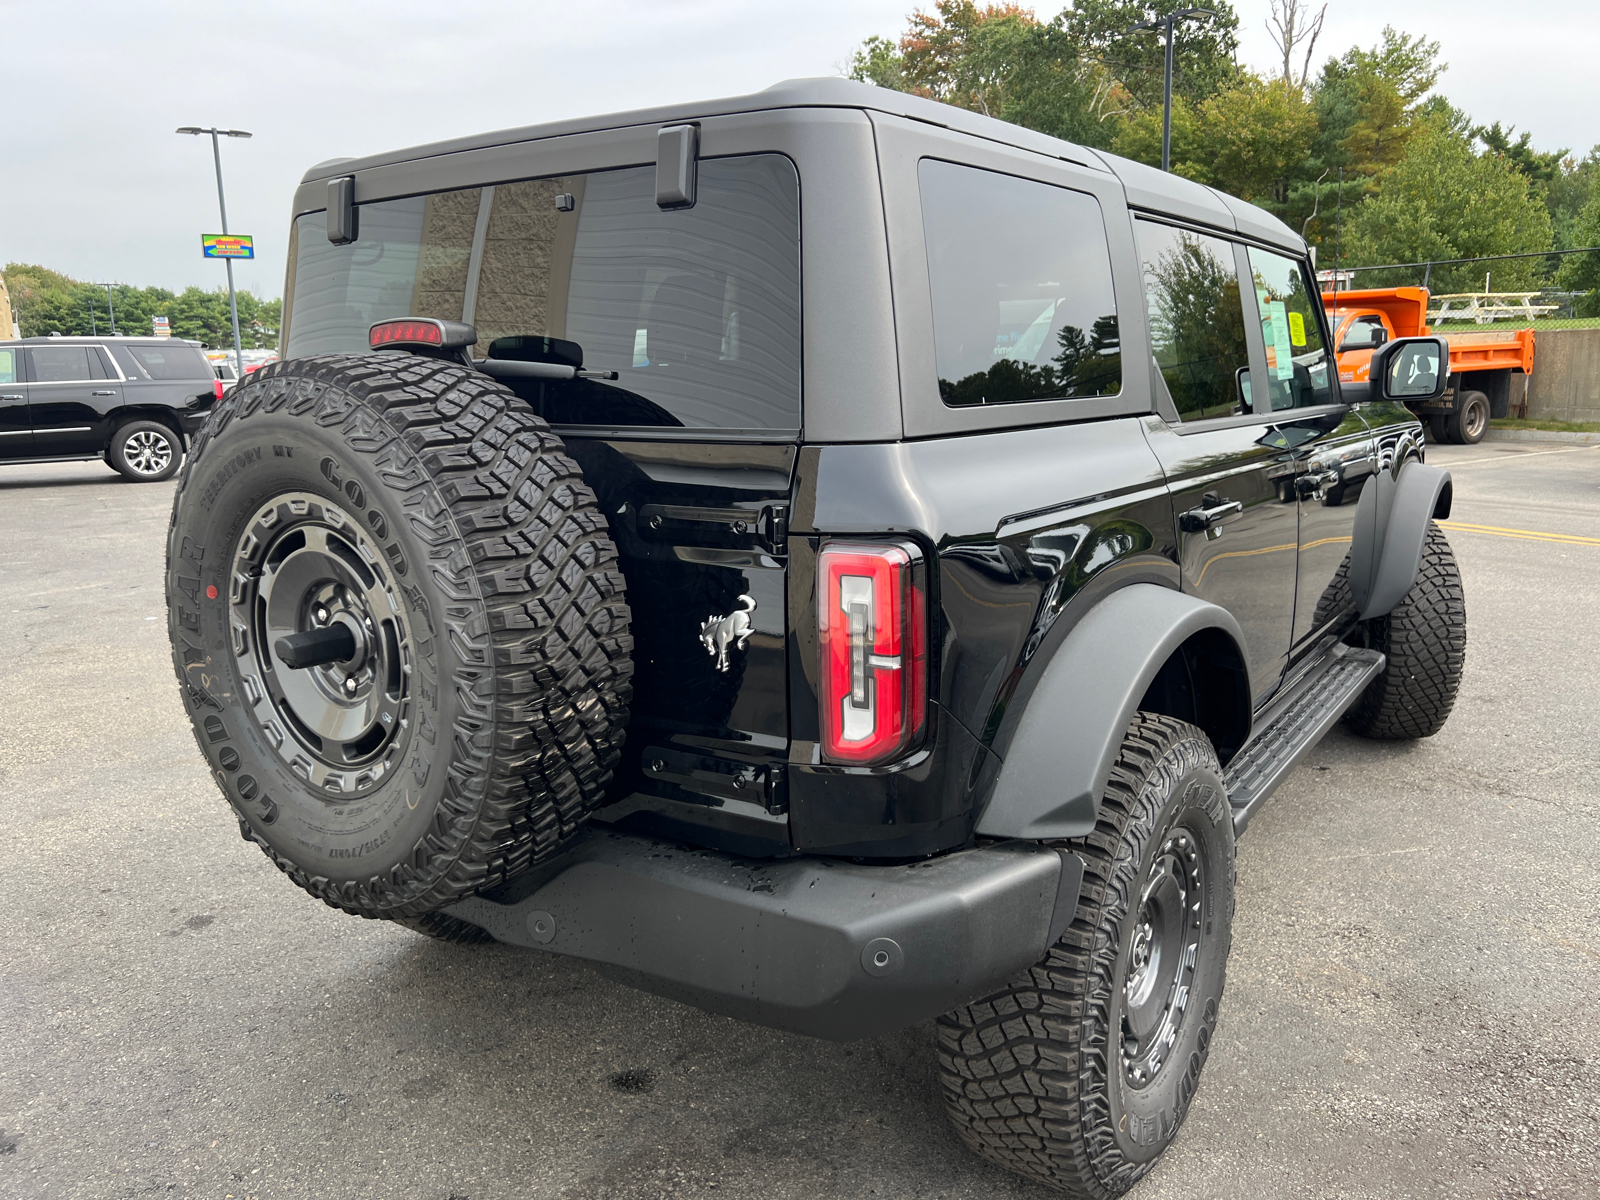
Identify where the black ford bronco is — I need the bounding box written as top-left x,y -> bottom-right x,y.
166,79 -> 1465,1196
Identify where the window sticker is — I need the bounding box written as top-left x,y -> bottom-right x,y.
1265,299 -> 1294,380
1287,310 -> 1306,347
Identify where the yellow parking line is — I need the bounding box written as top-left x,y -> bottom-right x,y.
1440,521 -> 1600,548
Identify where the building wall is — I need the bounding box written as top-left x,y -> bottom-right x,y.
1525,328 -> 1600,423
0,278 -> 13,339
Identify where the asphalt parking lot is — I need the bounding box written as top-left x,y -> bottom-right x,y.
1,438 -> 1597,1200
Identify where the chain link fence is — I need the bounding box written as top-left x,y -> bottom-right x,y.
1318,248 -> 1600,332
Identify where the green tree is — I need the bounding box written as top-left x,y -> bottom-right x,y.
3,262 -> 279,347
1061,0 -> 1241,113
1115,74 -> 1319,207
844,1 -> 1242,151
1474,122 -> 1566,185
1555,193 -> 1600,314
1341,116 -> 1554,291
1545,146 -> 1600,252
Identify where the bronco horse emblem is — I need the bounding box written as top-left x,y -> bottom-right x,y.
700,594 -> 756,672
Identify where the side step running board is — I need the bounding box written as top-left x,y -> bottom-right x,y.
1225,645 -> 1386,836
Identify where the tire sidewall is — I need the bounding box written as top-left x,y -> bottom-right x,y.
1099,741 -> 1234,1168
168,386 -> 474,899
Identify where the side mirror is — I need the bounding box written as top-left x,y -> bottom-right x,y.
1373,336 -> 1447,402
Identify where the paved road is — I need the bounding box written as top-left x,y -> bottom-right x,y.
1,441 -> 1597,1200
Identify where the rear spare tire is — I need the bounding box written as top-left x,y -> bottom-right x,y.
165,354 -> 633,918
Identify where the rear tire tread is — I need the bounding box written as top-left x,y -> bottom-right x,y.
169,354 -> 632,919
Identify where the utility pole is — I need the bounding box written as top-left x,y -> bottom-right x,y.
176,125 -> 252,377
1126,8 -> 1216,173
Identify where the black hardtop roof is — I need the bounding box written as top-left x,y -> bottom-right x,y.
302,76 -> 1301,252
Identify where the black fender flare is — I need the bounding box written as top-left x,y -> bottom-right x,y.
975,584 -> 1248,842
1348,459 -> 1452,620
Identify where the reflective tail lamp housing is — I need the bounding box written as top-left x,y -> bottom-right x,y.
818,541 -> 928,765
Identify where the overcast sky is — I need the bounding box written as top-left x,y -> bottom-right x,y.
6,0 -> 1596,304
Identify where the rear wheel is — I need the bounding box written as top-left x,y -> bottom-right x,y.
1427,414 -> 1450,445
936,715 -> 1235,1198
165,354 -> 633,920
109,418 -> 181,482
1449,390 -> 1490,445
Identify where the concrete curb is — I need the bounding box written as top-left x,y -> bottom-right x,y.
1484,428 -> 1600,445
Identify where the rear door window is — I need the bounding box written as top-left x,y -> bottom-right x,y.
1247,247 -> 1335,410
0,349 -> 15,385
287,155 -> 802,434
1134,221 -> 1252,422
29,346 -> 94,383
919,159 -> 1121,406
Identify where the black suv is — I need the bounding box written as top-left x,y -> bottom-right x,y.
165,79 -> 1464,1197
0,335 -> 217,481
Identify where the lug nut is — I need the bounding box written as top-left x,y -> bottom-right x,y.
316,607 -> 328,624
344,676 -> 357,695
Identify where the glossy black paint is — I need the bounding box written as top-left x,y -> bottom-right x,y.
785,417 -> 1179,857
0,338 -> 216,465
558,433 -> 797,856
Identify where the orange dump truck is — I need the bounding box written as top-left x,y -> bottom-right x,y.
1322,286 -> 1535,444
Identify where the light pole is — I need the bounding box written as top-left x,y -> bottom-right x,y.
176,125 -> 251,376
1126,8 -> 1215,173
93,283 -> 116,335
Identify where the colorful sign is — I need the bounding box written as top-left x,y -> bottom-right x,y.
202,234 -> 254,259
152,315 -> 171,338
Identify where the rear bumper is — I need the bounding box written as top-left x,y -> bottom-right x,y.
446,831 -> 1082,1041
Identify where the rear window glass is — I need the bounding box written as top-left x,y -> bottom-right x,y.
286,187 -> 481,354
286,155 -> 802,434
125,343 -> 211,380
919,159 -> 1121,407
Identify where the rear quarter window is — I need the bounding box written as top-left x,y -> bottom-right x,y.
125,343 -> 212,380
919,159 -> 1121,407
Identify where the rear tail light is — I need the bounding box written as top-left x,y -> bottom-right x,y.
212,378 -> 224,400
818,541 -> 928,765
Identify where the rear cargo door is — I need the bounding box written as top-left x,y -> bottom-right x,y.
461,154 -> 804,850
280,137 -> 805,851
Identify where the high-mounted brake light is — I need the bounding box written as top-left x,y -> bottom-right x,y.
368,317 -> 477,351
818,541 -> 927,765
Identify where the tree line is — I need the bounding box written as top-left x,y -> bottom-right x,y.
848,1 -> 1600,306
3,263 -> 282,348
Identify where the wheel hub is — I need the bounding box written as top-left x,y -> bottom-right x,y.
228,492 -> 412,797
1121,828 -> 1205,1088
124,429 -> 173,476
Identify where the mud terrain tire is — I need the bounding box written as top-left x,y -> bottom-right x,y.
165,354 -> 632,919
936,715 -> 1235,1198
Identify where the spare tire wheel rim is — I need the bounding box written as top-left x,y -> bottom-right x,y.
229,490 -> 412,798
1121,823 -> 1206,1089
124,428 -> 173,476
